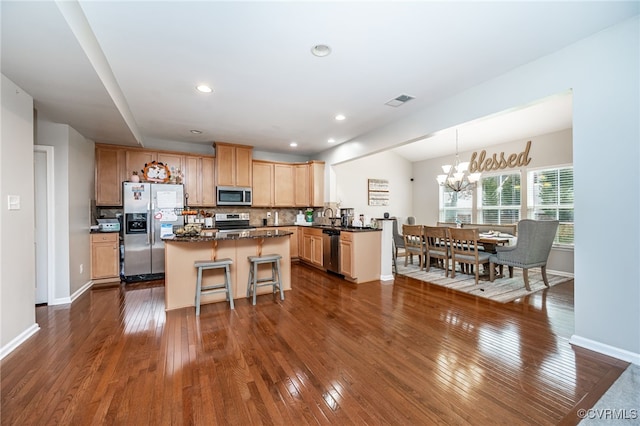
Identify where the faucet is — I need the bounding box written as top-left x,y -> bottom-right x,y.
323,207 -> 335,226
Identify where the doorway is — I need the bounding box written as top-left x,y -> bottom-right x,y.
34,145 -> 55,305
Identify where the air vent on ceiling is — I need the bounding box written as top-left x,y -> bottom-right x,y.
385,94 -> 415,107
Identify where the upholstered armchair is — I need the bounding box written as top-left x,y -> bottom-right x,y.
489,219 -> 559,291
391,218 -> 405,259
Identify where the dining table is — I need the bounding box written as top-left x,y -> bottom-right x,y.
478,233 -> 513,253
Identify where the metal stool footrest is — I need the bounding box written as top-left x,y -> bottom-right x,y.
194,258 -> 234,315
247,254 -> 284,306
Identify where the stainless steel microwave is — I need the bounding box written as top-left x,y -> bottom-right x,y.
216,186 -> 252,206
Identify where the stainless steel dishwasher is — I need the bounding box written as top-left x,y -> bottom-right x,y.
322,228 -> 341,274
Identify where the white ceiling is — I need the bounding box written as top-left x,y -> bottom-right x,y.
1,1 -> 637,159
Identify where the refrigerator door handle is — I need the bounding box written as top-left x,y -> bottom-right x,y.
150,202 -> 155,245
147,203 -> 152,245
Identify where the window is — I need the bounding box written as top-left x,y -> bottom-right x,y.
439,187 -> 472,224
478,172 -> 521,224
527,166 -> 574,245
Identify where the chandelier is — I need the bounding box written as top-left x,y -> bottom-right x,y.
436,130 -> 481,194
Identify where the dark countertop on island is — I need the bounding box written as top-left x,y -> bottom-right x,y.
308,225 -> 382,233
164,228 -> 293,242
255,224 -> 381,233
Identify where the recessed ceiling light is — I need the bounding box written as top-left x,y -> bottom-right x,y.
335,114 -> 346,121
190,129 -> 202,134
328,138 -> 335,144
311,44 -> 331,57
290,142 -> 298,147
196,85 -> 212,93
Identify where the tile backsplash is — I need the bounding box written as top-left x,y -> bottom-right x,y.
95,206 -> 324,227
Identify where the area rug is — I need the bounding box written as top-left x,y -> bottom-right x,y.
395,262 -> 572,303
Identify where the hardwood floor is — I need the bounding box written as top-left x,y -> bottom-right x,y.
1,263 -> 628,425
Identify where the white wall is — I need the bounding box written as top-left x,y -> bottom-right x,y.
1,74 -> 38,351
318,17 -> 640,362
38,120 -> 94,301
333,150 -> 413,224
67,127 -> 94,295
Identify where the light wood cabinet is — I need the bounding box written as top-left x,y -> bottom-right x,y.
125,150 -> 156,178
309,161 -> 325,207
274,164 -> 295,206
339,232 -> 354,278
95,145 -> 124,206
157,152 -> 184,180
91,233 -> 119,281
201,157 -> 215,206
252,161 -> 273,207
301,227 -> 323,268
293,161 -> 325,208
339,231 -> 382,283
253,160 -> 323,208
215,142 -> 253,187
294,164 -> 310,207
184,155 -> 215,207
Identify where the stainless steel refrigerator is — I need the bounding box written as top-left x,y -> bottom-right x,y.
122,182 -> 184,281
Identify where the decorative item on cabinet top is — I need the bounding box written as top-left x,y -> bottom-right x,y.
142,161 -> 171,183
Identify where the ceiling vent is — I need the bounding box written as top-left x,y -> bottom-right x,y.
385,94 -> 415,107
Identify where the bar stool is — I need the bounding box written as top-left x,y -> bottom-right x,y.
194,258 -> 234,315
246,254 -> 284,305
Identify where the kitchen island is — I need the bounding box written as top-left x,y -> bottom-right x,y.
163,229 -> 292,311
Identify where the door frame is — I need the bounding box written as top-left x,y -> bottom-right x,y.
34,145 -> 56,305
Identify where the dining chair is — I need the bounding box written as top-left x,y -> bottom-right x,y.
489,219 -> 559,291
391,218 -> 405,260
402,224 -> 426,269
423,225 -> 450,276
447,227 -> 491,285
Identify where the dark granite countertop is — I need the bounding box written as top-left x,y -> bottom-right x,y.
307,225 -> 382,233
164,229 -> 293,242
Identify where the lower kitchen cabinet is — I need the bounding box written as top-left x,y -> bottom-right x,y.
339,232 -> 354,278
339,231 -> 381,283
91,233 -> 120,282
301,227 -> 323,268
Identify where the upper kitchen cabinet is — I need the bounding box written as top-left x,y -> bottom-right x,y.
214,142 -> 253,187
274,163 -> 295,206
294,164 -> 309,207
157,152 -> 184,180
296,161 -> 324,207
95,144 -> 125,206
252,160 -> 273,207
309,161 -> 325,207
184,155 -> 215,207
125,150 -> 156,178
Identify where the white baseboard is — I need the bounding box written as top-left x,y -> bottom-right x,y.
547,269 -> 574,278
0,323 -> 40,360
70,280 -> 93,303
570,334 -> 640,365
380,274 -> 395,282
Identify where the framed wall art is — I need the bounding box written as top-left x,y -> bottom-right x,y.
368,179 -> 389,206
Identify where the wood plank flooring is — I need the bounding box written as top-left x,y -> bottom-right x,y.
1,263 -> 628,425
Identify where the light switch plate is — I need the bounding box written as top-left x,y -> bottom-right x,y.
7,195 -> 20,210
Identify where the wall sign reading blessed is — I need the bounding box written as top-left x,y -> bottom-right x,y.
469,140 -> 532,173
